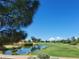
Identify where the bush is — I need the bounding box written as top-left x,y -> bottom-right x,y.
37,53 -> 50,59
70,42 -> 77,45
27,56 -> 37,59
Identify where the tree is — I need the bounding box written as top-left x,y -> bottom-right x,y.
0,0 -> 39,49
66,38 -> 71,43
70,36 -> 77,45
31,37 -> 41,42
71,36 -> 76,42
31,37 -> 37,42
37,38 -> 41,42
77,37 -> 79,43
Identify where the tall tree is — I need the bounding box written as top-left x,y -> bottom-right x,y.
70,36 -> 77,45
71,36 -> 76,42
0,0 -> 39,47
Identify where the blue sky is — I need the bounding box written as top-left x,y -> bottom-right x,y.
25,0 -> 79,40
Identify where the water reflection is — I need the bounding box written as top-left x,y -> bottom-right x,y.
4,45 -> 47,55
4,50 -> 12,55
16,48 -> 31,54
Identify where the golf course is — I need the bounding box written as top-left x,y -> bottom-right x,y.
0,0 -> 79,59
32,43 -> 79,58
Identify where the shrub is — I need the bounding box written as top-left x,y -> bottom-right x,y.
70,42 -> 77,45
37,53 -> 50,59
27,56 -> 37,59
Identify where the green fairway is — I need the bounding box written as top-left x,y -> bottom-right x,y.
32,43 -> 79,58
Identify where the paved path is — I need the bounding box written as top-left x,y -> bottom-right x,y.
50,56 -> 79,59
0,55 -> 30,59
0,55 -> 79,59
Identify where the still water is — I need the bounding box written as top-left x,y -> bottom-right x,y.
4,45 -> 47,55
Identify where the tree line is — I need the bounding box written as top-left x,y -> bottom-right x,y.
52,36 -> 79,45
30,36 -> 79,45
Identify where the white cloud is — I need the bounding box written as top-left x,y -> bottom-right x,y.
48,36 -> 63,41
56,36 -> 63,40
75,36 -> 78,39
48,37 -> 55,41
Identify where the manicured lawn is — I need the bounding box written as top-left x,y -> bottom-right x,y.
31,43 -> 79,58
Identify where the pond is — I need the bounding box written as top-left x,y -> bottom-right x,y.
4,45 -> 47,55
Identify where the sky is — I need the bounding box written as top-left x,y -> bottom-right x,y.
24,0 -> 79,40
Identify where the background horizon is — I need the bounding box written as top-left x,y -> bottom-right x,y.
23,0 -> 79,40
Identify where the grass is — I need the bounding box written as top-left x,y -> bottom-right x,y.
0,51 -> 3,54
1,42 -> 79,58
31,43 -> 79,58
